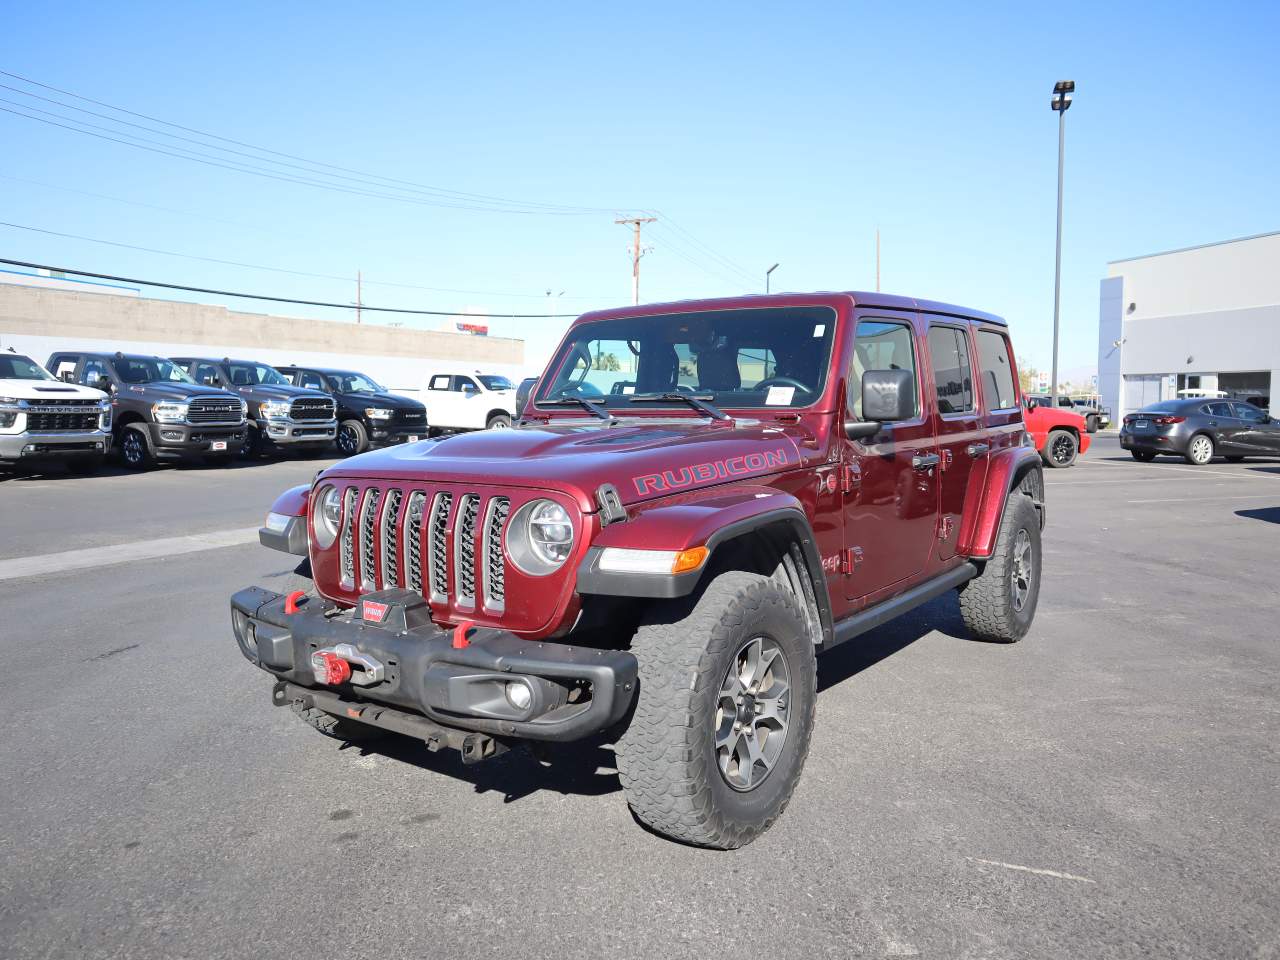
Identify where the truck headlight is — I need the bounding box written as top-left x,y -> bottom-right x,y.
260,400 -> 291,419
153,401 -> 189,423
99,400 -> 112,430
312,485 -> 343,549
506,498 -> 574,575
365,407 -> 393,420
0,411 -> 17,429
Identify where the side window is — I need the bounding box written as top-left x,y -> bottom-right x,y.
976,330 -> 1018,410
849,320 -> 918,419
1205,402 -> 1232,418
927,326 -> 974,415
458,377 -> 479,393
1231,402 -> 1264,422
299,371 -> 325,390
429,375 -> 451,391
194,363 -> 220,386
80,358 -> 108,386
50,355 -> 80,382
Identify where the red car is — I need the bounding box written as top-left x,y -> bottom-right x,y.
1024,395 -> 1090,467
234,292 -> 1046,848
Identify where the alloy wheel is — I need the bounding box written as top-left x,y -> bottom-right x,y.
123,432 -> 144,466
1051,434 -> 1075,465
337,426 -> 356,455
1190,435 -> 1213,464
715,636 -> 791,792
1010,528 -> 1033,612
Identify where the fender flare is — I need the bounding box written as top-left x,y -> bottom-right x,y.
574,485 -> 834,645
959,446 -> 1044,559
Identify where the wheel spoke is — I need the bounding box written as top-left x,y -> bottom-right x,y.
738,637 -> 763,689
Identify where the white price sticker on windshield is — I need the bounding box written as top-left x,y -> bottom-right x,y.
813,324 -> 826,338
765,385 -> 795,406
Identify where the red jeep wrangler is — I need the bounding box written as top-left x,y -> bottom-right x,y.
233,293 -> 1045,848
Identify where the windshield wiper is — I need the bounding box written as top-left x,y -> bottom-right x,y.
539,395 -> 615,422
628,392 -> 730,421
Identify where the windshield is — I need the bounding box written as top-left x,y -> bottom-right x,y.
226,361 -> 290,387
478,375 -> 514,391
538,306 -> 837,411
326,371 -> 384,393
115,356 -> 195,385
0,354 -> 54,381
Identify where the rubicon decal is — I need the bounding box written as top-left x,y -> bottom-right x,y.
633,448 -> 790,495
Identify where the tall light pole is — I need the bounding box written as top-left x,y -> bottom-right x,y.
1049,80 -> 1074,404
765,262 -> 780,294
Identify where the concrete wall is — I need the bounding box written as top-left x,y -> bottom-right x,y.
1099,232 -> 1280,418
0,281 -> 525,395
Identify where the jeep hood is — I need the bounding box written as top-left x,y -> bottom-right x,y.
321,419 -> 812,511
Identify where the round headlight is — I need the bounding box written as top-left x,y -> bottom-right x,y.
506,498 -> 575,575
312,485 -> 342,549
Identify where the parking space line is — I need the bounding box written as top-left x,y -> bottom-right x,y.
1077,459 -> 1280,481
965,857 -> 1096,884
1125,494 -> 1279,505
0,527 -> 260,582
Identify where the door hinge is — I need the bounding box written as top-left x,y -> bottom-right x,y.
841,546 -> 864,575
936,516 -> 955,541
940,449 -> 954,471
840,463 -> 861,493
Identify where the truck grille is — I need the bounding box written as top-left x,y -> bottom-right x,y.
290,397 -> 335,421
26,411 -> 100,431
329,484 -> 513,616
187,397 -> 242,424
396,408 -> 427,425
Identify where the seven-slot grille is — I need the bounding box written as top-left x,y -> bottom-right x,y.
332,485 -> 512,614
290,397 -> 335,420
24,398 -> 102,432
186,397 -> 243,423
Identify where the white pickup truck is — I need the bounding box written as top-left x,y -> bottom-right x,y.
422,372 -> 519,432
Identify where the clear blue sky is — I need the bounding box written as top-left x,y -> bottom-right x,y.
2,1 -> 1277,378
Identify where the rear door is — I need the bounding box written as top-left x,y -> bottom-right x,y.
842,310 -> 938,601
1203,402 -> 1244,453
924,321 -> 980,560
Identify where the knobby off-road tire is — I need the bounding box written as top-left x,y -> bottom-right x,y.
615,571 -> 817,849
959,493 -> 1041,643
290,699 -> 387,743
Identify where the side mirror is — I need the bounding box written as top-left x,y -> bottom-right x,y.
60,370 -> 76,383
95,377 -> 114,394
845,369 -> 915,439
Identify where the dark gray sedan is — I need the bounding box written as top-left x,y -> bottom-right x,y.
1121,398 -> 1280,464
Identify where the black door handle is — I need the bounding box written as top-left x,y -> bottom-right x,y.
912,453 -> 941,469
966,442 -> 990,457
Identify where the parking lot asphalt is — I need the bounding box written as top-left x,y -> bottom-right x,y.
2,436 -> 1278,960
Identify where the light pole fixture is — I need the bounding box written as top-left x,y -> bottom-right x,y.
1049,79 -> 1074,403
766,263 -> 780,294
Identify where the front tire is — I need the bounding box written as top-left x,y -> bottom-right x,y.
486,413 -> 512,430
239,424 -> 263,459
119,425 -> 153,471
1185,433 -> 1214,465
959,493 -> 1042,643
336,419 -> 368,456
1043,429 -> 1079,468
615,571 -> 816,849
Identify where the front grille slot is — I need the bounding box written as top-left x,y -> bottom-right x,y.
187,398 -> 242,424
483,498 -> 510,610
339,487 -> 358,588
454,495 -> 480,608
403,492 -> 427,593
427,493 -> 453,603
380,489 -> 403,587
290,398 -> 334,421
359,488 -> 382,592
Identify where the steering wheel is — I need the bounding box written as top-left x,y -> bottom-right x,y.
755,376 -> 811,394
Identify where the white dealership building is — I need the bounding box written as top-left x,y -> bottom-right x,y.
1097,230 -> 1279,418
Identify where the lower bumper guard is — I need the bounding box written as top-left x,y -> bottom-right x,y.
231,586 -> 637,750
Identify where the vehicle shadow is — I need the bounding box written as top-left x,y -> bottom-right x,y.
1236,506 -> 1280,525
1247,465 -> 1280,475
817,592 -> 967,693
0,452 -> 336,482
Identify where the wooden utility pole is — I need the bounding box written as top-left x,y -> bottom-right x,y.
615,216 -> 656,305
356,270 -> 363,324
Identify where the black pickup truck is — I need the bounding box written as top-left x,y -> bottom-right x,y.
171,356 -> 336,458
275,365 -> 427,456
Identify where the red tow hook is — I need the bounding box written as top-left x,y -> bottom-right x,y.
284,590 -> 307,615
452,620 -> 475,649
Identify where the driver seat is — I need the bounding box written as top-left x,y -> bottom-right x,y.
696,346 -> 741,392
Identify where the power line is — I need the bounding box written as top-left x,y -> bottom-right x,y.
647,212 -> 758,285
0,219 -> 603,300
0,69 -> 626,215
0,257 -> 579,318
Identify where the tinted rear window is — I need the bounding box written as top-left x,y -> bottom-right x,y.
1141,401 -> 1186,413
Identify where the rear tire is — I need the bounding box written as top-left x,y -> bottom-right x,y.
1131,450 -> 1156,462
1185,433 -> 1214,465
615,571 -> 816,849
336,420 -> 368,456
119,425 -> 153,471
486,413 -> 512,430
1043,429 -> 1078,468
1086,415 -> 1099,434
959,493 -> 1041,643
290,699 -> 387,743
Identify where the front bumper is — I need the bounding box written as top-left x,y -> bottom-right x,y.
258,417 -> 337,446
230,586 -> 637,744
370,424 -> 427,446
0,430 -> 111,462
147,422 -> 245,459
